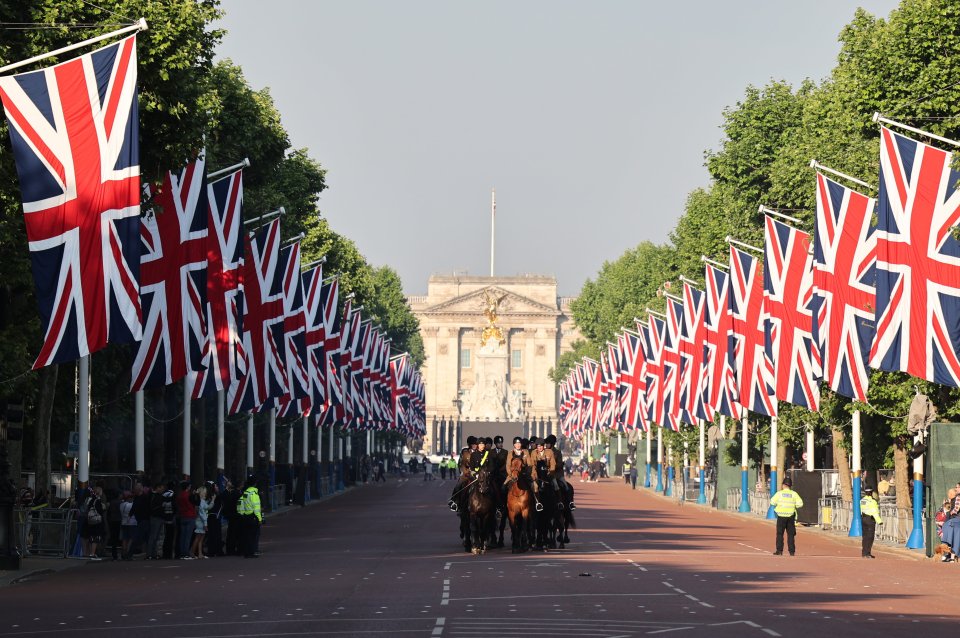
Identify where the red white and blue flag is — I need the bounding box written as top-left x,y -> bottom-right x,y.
680,282 -> 707,424
298,265 -> 326,415
190,168 -> 245,398
869,126 -> 960,387
618,330 -> 648,431
131,157 -> 207,390
639,315 -> 669,428
229,219 -> 286,414
580,358 -> 602,433
662,297 -> 687,430
813,173 -> 876,402
700,263 -> 740,420
0,36 -> 142,367
275,242 -> 311,417
763,216 -> 820,411
728,245 -> 776,416
318,278 -> 343,425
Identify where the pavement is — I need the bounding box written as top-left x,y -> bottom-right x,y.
0,473 -> 956,637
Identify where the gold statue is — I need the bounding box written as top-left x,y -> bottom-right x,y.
480,290 -> 507,347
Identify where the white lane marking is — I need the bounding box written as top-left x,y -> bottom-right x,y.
648,629 -> 696,635
433,616 -> 446,636
441,579 -> 451,606
444,562 -> 452,570
685,595 -> 699,602
447,593 -> 675,602
737,542 -> 766,553
699,602 -> 714,608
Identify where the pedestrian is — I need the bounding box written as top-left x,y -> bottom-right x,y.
439,458 -> 448,480
190,485 -> 210,559
860,486 -> 882,558
629,458 -> 638,490
623,457 -> 632,485
160,481 -> 176,559
424,457 -> 433,481
119,491 -> 137,560
374,460 -> 386,483
146,482 -> 165,560
223,480 -> 242,555
206,481 -> 225,557
238,475 -> 262,558
130,480 -> 152,558
770,476 -> 803,556
83,484 -> 106,561
106,488 -> 122,561
176,481 -> 198,560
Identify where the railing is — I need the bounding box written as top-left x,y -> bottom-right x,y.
15,507 -> 75,557
726,487 -> 742,511
748,490 -> 771,517
318,477 -> 331,498
819,497 -> 921,544
268,484 -> 287,512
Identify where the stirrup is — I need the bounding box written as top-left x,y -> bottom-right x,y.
448,501 -> 458,512
557,502 -> 565,510
535,502 -> 544,512
569,502 -> 576,510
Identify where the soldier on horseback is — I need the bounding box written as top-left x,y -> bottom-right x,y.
448,436 -> 478,512
545,434 -> 575,510
530,438 -> 556,488
503,436 -> 538,493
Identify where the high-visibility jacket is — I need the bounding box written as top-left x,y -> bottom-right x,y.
860,495 -> 881,523
237,486 -> 262,522
770,488 -> 803,517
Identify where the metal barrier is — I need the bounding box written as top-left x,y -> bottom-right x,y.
15,507 -> 75,557
726,487 -> 742,511
268,484 -> 287,512
318,477 -> 331,497
818,498 -> 922,544
748,491 -> 771,517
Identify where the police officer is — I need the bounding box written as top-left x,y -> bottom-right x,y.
237,475 -> 262,558
492,435 -> 509,489
770,476 -> 803,556
448,436 -> 478,511
860,486 -> 882,558
469,437 -> 495,474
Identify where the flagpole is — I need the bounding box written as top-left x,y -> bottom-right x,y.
809,160 -> 873,190
766,415 -> 778,519
287,421 -> 294,466
302,415 -> 309,465
849,410 -> 863,538
697,420 -> 707,504
873,112 -> 960,149
182,381 -> 191,480
78,356 -> 91,486
0,19 -> 148,76
490,188 -> 496,277
644,426 -> 651,488
739,412 -> 751,513
246,412 -> 254,472
208,157 -> 250,181
665,443 -> 673,497
269,408 -> 277,489
655,426 -> 664,493
216,390 -> 225,474
135,390 -> 144,474
805,424 -> 814,471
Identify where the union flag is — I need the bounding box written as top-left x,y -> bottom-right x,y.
0,36 -> 142,367
728,246 -> 776,416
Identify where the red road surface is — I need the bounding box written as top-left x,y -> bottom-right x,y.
0,475 -> 956,637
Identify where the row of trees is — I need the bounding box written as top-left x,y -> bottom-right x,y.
552,0 -> 960,511
0,1 -> 424,489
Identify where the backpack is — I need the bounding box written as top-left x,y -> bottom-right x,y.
86,497 -> 103,525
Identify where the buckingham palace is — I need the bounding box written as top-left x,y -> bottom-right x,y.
408,273 -> 582,454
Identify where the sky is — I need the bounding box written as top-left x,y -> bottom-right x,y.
215,1 -> 901,296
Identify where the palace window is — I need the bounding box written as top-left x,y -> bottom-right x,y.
512,349 -> 522,368
460,349 -> 471,368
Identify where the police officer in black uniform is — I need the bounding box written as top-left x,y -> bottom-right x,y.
448,436 -> 478,512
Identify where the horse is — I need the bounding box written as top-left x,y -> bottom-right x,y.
555,481 -> 576,547
505,456 -> 534,553
532,477 -> 558,550
466,466 -> 497,554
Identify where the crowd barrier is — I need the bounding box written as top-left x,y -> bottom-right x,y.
748,491 -> 771,517
14,507 -> 75,558
268,484 -> 287,512
818,497 -> 919,543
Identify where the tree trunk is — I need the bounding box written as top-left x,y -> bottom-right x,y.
833,428 -> 852,502
894,437 -> 910,512
33,364 -> 58,500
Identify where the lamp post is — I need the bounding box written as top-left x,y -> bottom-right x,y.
452,393 -> 464,452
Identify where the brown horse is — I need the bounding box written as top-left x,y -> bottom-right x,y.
506,456 -> 534,553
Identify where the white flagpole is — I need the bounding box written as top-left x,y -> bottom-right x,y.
182,382 -> 191,479
767,415 -> 778,519
208,158 -> 250,181
78,356 -> 91,485
135,390 -> 144,474
697,419 -> 706,504
246,413 -> 254,470
216,390 -> 225,472
490,188 -> 496,277
287,422 -> 294,465
806,425 -> 815,471
739,412 -> 751,513
302,415 -> 309,464
0,19 -> 148,75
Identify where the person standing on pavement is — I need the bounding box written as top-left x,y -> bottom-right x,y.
860,486 -> 882,558
160,481 -> 176,559
146,482 -> 165,560
238,475 -> 263,558
770,477 -> 803,556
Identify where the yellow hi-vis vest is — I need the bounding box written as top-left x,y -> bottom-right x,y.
860,495 -> 881,523
770,488 -> 803,517
238,486 -> 262,522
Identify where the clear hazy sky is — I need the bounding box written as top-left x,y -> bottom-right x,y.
215,1 -> 900,296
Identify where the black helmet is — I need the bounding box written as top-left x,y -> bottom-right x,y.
494,435 -> 504,444
545,434 -> 557,445
467,436 -> 478,445
521,438 -> 530,447
484,437 -> 494,445
512,436 -> 522,444
781,477 -> 792,487
534,438 -> 545,446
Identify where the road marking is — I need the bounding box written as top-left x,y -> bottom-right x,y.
433,616 -> 446,636
648,628 -> 696,635
441,579 -> 451,606
737,542 -> 767,553
448,593 -> 676,602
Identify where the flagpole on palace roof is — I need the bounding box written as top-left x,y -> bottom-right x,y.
490,188 -> 496,277
0,18 -> 148,76
809,159 -> 873,190
873,112 -> 960,148
208,158 -> 250,181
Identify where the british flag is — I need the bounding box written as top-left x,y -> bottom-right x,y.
617,330 -> 648,431
763,216 -> 820,411
228,219 -> 287,414
639,315 -> 672,429
567,363 -> 584,437
813,173 -> 876,402
680,282 -> 707,425
870,126 -> 960,387
0,36 -> 142,367
318,278 -> 343,425
297,265 -> 326,414
700,263 -> 740,421
339,301 -> 361,426
131,157 -> 207,390
390,354 -> 409,432
662,298 -> 688,430
728,245 -> 776,416
598,349 -> 617,431
275,242 -> 311,417
581,358 -> 603,433
189,168 -> 245,398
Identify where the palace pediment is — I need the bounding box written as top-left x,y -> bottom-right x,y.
420,286 -> 559,317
